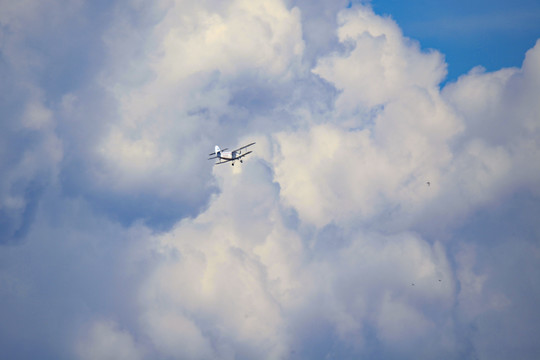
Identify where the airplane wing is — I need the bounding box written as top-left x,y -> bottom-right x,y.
208,148 -> 228,156
235,151 -> 252,159
232,142 -> 256,153
214,158 -> 233,165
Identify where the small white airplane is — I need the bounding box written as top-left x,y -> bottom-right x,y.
208,142 -> 256,166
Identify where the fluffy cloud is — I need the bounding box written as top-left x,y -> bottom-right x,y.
443,41 -> 540,195
1,1 -> 539,359
313,6 -> 447,112
0,85 -> 62,242
132,159 -> 455,358
276,7 -> 461,230
66,0 -> 307,228
136,162 -> 290,359
76,320 -> 144,360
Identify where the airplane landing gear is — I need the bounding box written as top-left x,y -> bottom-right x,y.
240,160 -> 243,163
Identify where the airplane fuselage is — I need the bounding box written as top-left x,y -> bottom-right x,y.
217,150 -> 241,160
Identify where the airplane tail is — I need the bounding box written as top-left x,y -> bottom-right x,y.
215,145 -> 221,156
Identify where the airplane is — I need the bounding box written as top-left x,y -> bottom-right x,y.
208,142 -> 256,166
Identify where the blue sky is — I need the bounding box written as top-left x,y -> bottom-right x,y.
370,0 -> 540,81
1,1 -> 540,359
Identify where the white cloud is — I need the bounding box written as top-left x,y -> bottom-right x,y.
1,1 -> 540,359
131,154 -> 456,356
136,162 -> 290,358
150,0 -> 304,81
275,7 -> 461,230
376,294 -> 435,345
313,6 -> 446,113
0,87 -> 62,240
74,0 -> 308,221
440,40 -> 540,214
76,320 -> 144,360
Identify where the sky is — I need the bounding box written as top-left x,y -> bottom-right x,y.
0,0 -> 539,359
368,0 -> 540,81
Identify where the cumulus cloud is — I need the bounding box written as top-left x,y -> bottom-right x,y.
0,86 -> 62,242
59,0 -> 309,228
276,7 -> 461,231
313,6 -> 447,112
1,1 -> 540,359
76,320 -> 144,360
